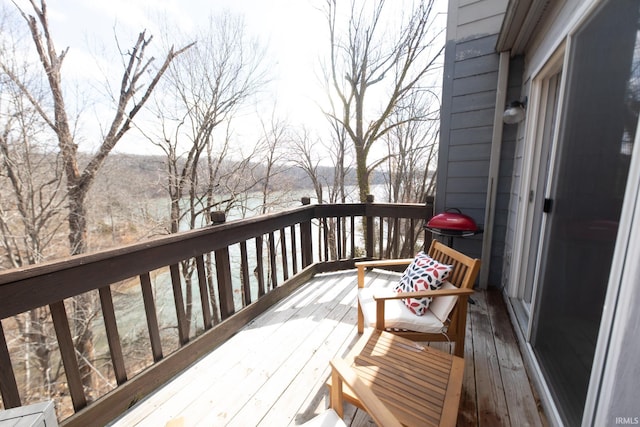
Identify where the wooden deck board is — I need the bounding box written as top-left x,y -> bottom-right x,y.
458,298 -> 479,427
470,291 -> 511,426
486,290 -> 546,426
108,269 -> 546,427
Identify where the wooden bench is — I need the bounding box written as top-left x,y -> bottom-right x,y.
328,330 -> 464,427
357,240 -> 481,357
304,357 -> 402,427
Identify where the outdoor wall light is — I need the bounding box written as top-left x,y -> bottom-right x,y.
503,98 -> 527,124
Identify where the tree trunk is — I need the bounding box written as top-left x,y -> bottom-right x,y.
355,144 -> 370,202
67,180 -> 98,396
68,185 -> 88,255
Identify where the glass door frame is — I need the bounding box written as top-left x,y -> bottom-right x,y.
508,45 -> 567,339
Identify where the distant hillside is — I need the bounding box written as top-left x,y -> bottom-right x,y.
92,153 -> 388,200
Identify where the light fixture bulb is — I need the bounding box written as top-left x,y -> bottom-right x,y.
503,101 -> 526,124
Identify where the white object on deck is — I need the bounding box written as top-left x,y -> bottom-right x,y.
299,409 -> 346,427
0,401 -> 58,427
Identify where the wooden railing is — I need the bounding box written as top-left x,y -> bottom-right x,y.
0,198 -> 433,426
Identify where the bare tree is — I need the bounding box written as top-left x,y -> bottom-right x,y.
1,0 -> 192,396
382,90 -> 439,257
0,14 -> 68,405
323,0 -> 444,202
289,122 -> 355,259
0,46 -> 66,268
4,0 -> 192,255
383,94 -> 438,205
255,111 -> 292,215
145,11 -> 269,333
289,127 -> 327,203
152,11 -> 268,230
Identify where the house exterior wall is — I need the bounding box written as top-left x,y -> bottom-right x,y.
437,0 -> 509,285
484,0 -> 640,425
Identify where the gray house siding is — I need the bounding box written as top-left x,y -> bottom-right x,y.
436,0 -> 508,284
493,55 -> 523,287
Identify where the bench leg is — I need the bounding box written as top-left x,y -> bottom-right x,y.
454,336 -> 465,358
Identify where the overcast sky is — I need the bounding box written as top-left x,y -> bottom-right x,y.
9,0 -> 446,156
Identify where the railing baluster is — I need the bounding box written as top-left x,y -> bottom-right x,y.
195,256 -> 213,329
393,217 -> 400,258
239,242 -> 252,306
378,217 -> 384,258
290,225 -> 298,275
169,264 -> 189,345
315,219 -> 321,261
322,218 -> 329,261
350,216 -> 356,258
255,236 -> 266,297
279,229 -> 288,281
410,218 -> 416,254
49,300 -> 87,412
0,321 -> 21,408
139,272 -> 163,362
336,216 -> 342,259
98,286 -> 127,385
214,247 -> 234,320
268,232 -> 278,289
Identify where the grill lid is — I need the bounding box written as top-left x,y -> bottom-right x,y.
426,208 -> 478,232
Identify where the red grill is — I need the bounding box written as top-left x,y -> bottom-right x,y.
426,208 -> 481,237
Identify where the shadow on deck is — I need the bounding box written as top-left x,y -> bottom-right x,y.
108,269 -> 547,427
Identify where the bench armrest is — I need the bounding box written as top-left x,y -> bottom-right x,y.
373,287 -> 474,301
355,258 -> 414,269
356,259 -> 412,288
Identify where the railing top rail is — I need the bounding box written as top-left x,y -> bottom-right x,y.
310,202 -> 431,219
0,205 -> 312,319
0,201 -> 432,319
0,205 -> 314,284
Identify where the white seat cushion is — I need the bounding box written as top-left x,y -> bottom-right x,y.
428,281 -> 459,322
358,285 -> 445,334
300,409 -> 347,427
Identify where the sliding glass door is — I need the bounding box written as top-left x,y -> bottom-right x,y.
529,1 -> 640,424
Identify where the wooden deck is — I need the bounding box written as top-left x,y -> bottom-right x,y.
108,269 -> 547,427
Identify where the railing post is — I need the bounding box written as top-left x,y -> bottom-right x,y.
365,194 -> 374,258
423,195 -> 435,250
211,211 -> 235,320
425,195 -> 435,217
300,197 -> 313,267
210,211 -> 226,225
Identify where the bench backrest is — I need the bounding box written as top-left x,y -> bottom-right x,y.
427,240 -> 481,290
